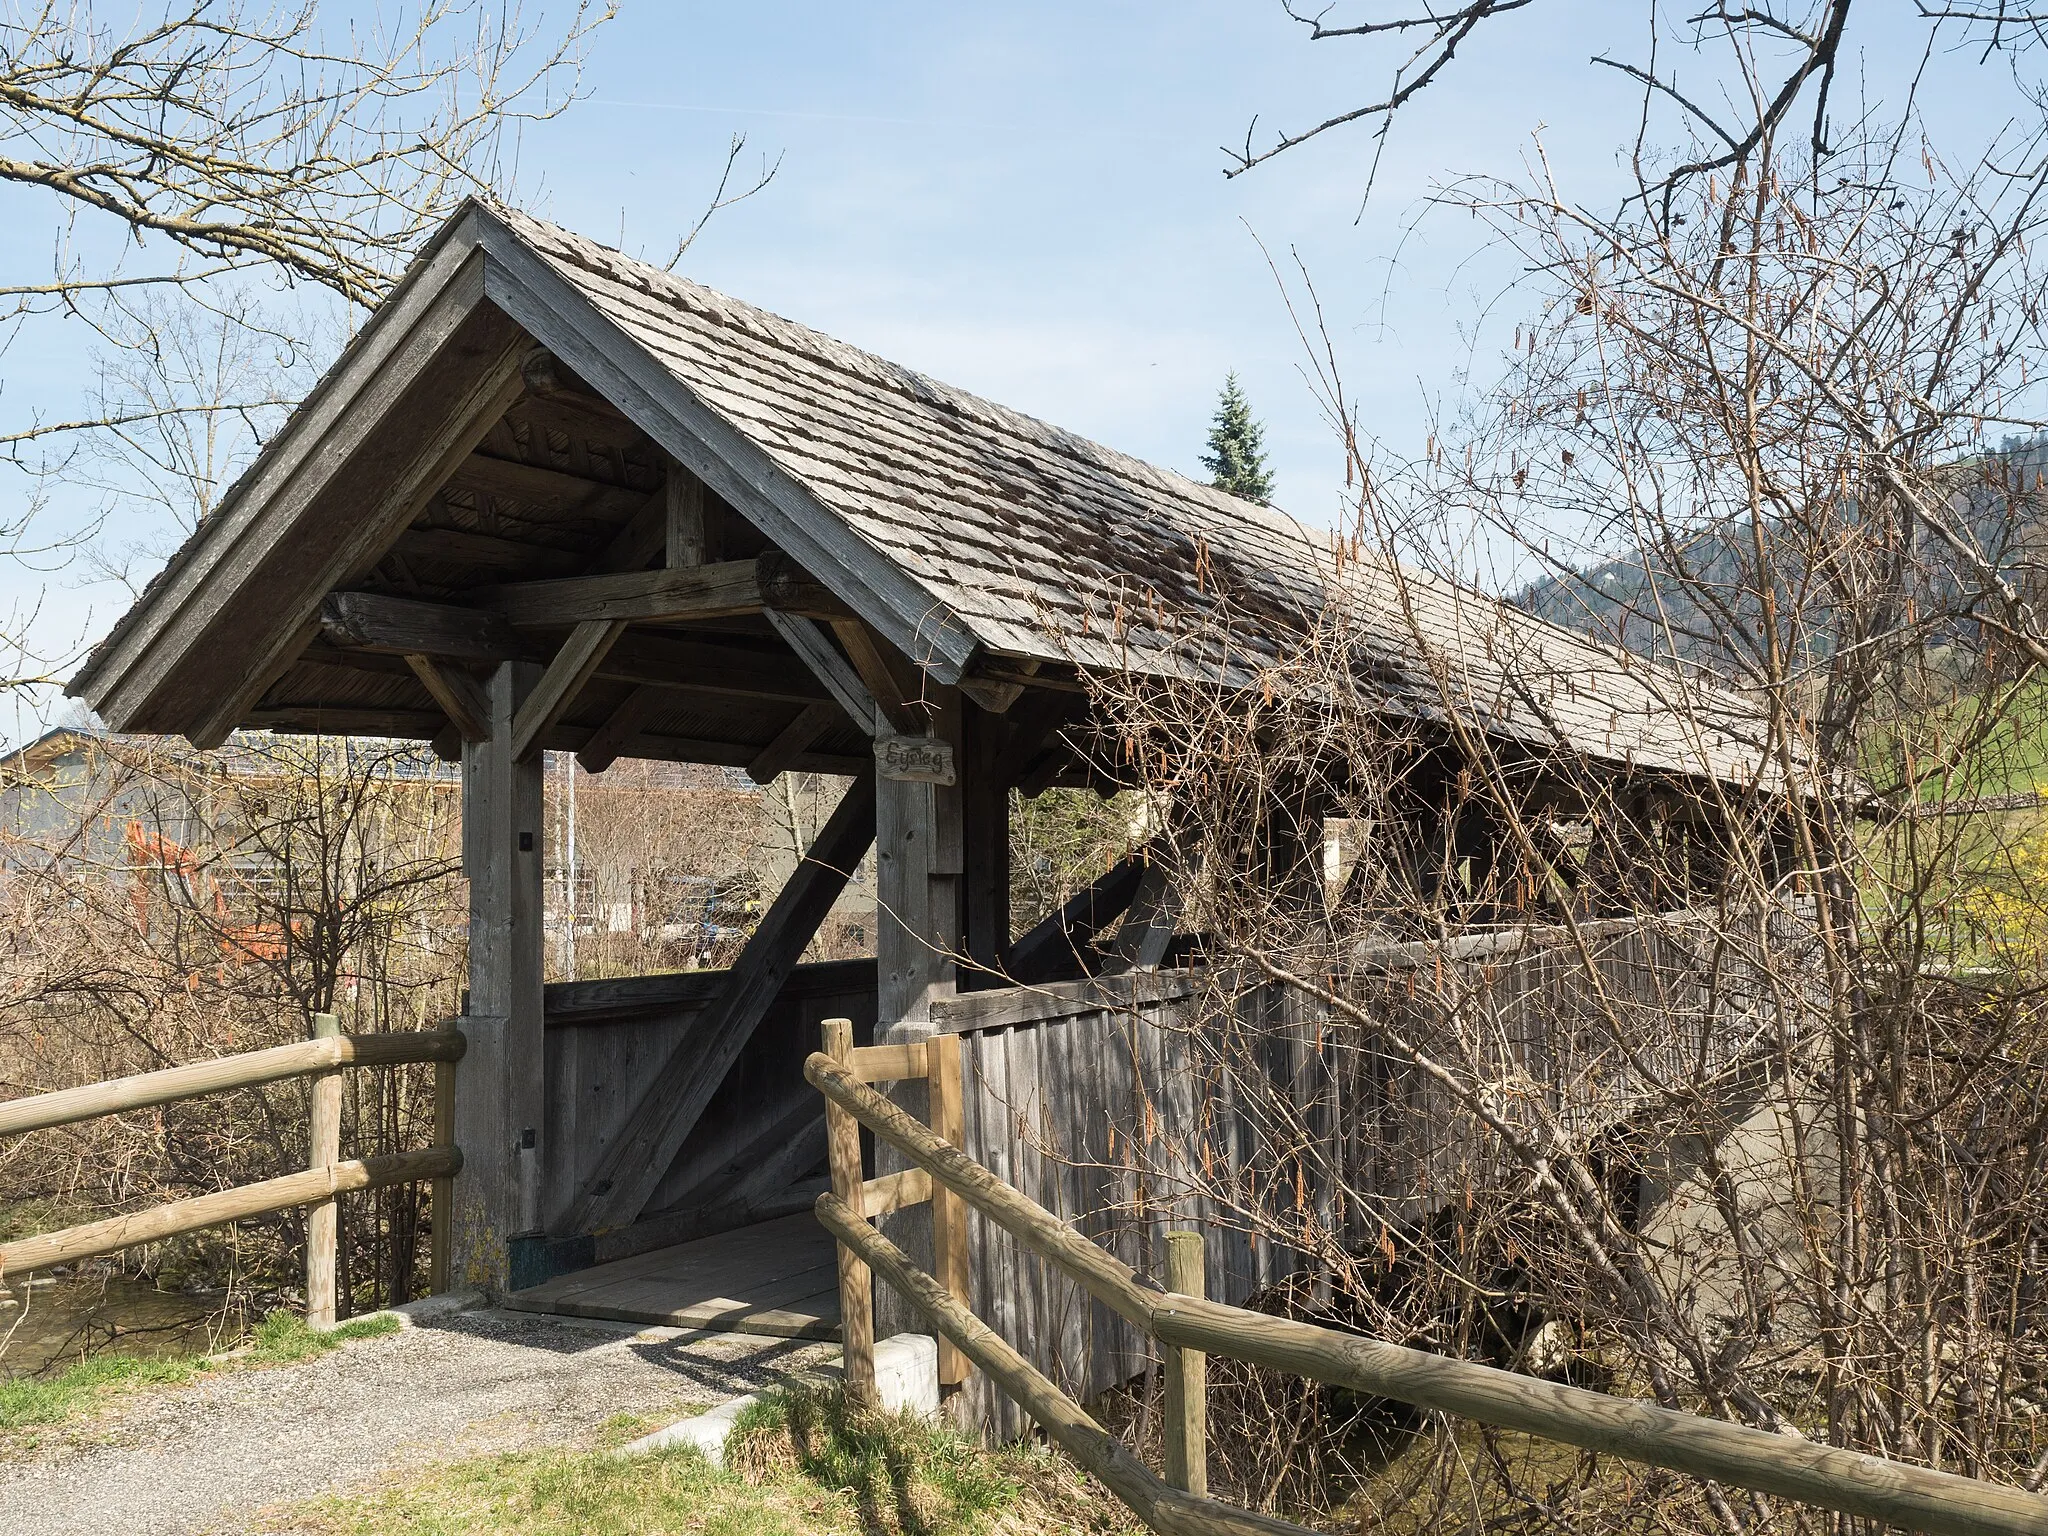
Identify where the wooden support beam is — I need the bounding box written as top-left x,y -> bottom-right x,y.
600,633 -> 825,703
447,452 -> 651,523
1005,851 -> 1151,985
184,323 -> 533,749
765,610 -> 881,734
404,654 -> 492,742
666,467 -> 706,568
586,489 -> 667,574
561,776 -> 879,1235
481,550 -> 844,628
510,618 -> 628,762
823,1018 -> 877,1407
877,687 -> 963,1026
831,617 -> 920,731
1098,860 -> 1180,975
323,591 -> 521,664
748,700 -> 840,784
652,1077 -> 828,1216
575,684 -> 664,774
452,661 -> 545,1294
479,560 -> 764,627
961,701 -> 1010,982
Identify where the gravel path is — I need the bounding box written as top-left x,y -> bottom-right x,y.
0,1306 -> 837,1535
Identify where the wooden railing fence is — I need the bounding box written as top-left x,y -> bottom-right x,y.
0,1015 -> 464,1326
809,1032 -> 2048,1536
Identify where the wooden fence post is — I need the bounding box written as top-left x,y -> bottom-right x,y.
1163,1229 -> 1207,1496
430,1051 -> 457,1295
306,1012 -> 342,1328
927,1030 -> 970,1390
823,1018 -> 876,1406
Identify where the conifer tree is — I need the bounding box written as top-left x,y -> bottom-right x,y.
1200,372 -> 1276,504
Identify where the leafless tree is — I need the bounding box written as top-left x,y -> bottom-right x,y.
1056,21 -> 2048,1528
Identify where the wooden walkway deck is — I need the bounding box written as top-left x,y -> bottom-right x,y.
504,1213 -> 841,1339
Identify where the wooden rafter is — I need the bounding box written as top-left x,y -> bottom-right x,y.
765,610 -> 881,735
574,684 -> 663,774
510,618 -> 627,761
403,654 -> 491,742
748,700 -> 841,784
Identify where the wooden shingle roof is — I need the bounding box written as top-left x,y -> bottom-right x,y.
486,207 -> 1768,783
68,200 -> 1768,785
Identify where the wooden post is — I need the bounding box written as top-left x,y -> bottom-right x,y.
823,1017 -> 876,1406
305,1011 -> 342,1328
452,659 -> 545,1295
876,686 -> 964,1029
429,1054 -> 456,1295
1163,1229 -> 1208,1496
927,1030 -> 970,1389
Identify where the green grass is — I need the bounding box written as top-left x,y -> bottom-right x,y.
287,1385 -> 1138,1536
0,1351 -> 206,1431
244,1309 -> 401,1366
0,1308 -> 402,1438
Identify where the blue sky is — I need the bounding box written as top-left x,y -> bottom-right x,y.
0,2 -> 2017,742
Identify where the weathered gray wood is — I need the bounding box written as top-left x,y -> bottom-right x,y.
0,1031 -> 463,1137
447,451 -> 652,522
543,955 -> 875,1028
598,632 -> 826,703
188,327 -> 533,748
250,706 -> 446,740
877,706 -> 963,1026
764,610 -> 879,733
305,1012 -> 343,1328
1099,861 -> 1180,974
511,618 -> 627,761
961,702 -> 1009,981
396,526 -> 585,577
748,701 -> 839,784
1004,853 -> 1151,985
929,969 -> 1196,1035
404,653 -> 492,741
831,616 -> 919,731
817,1052 -> 2048,1536
76,225 -> 498,730
480,560 -> 766,627
323,591 -> 522,662
666,465 -> 706,567
0,1147 -> 459,1281
474,217 -> 983,683
574,684 -> 662,774
452,659 -> 546,1294
561,775 -> 878,1234
586,489 -> 667,574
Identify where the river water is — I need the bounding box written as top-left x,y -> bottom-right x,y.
0,1276 -> 235,1379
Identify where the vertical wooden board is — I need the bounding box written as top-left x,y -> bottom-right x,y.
960,1028 -> 1008,1440
1051,1009 -> 1090,1405
974,1025 -> 1024,1441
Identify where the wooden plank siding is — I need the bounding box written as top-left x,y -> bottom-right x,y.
917,912 -> 1759,1440
539,958 -> 877,1252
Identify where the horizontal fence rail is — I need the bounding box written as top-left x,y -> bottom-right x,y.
806,1049 -> 2048,1536
0,1029 -> 466,1138
0,1022 -> 465,1318
0,1147 -> 461,1279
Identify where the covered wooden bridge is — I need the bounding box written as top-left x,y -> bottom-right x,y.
66,201 -> 1767,1428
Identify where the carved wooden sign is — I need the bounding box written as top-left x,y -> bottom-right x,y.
876,732 -> 956,786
